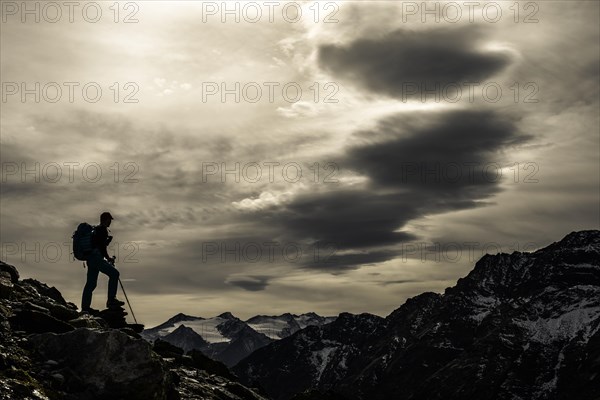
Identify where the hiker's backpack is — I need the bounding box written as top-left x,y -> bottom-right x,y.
72,223 -> 95,261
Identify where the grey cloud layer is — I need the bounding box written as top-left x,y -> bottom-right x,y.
237,26 -> 530,271
347,109 -> 532,194
318,26 -> 511,98
243,108 -> 531,272
150,26 -> 531,275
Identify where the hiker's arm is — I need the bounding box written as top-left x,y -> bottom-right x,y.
94,226 -> 111,260
104,233 -> 113,261
101,245 -> 110,261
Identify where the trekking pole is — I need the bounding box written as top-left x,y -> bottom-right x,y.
118,277 -> 139,325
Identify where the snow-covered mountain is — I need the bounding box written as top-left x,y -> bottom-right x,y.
246,312 -> 337,339
142,311 -> 337,366
233,230 -> 600,400
143,312 -> 237,343
141,311 -> 271,366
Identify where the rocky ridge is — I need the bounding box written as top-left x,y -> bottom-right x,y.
0,260 -> 268,400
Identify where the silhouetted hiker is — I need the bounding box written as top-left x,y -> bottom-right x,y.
81,212 -> 125,313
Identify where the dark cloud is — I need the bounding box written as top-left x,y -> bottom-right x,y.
318,26 -> 511,99
248,109 -> 531,271
379,280 -> 420,286
277,190 -> 420,249
225,275 -> 271,292
305,248 -> 403,274
347,109 -> 533,195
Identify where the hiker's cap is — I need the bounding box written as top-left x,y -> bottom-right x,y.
100,212 -> 114,221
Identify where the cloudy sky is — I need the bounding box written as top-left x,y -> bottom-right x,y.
1,1 -> 598,326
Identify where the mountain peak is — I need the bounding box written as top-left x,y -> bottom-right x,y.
449,230 -> 600,297
218,312 -> 236,320
538,229 -> 600,253
173,312 -> 196,320
164,312 -> 202,325
301,311 -> 319,317
171,324 -> 194,334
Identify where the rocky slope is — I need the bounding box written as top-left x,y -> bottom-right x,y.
234,312 -> 384,400
233,230 -> 600,400
0,261 -> 268,400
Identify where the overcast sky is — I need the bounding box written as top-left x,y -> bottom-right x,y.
1,1 -> 599,326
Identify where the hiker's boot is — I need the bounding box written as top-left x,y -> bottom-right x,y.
106,298 -> 125,309
81,307 -> 99,315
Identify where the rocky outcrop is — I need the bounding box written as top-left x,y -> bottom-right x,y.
0,261 -> 19,282
29,328 -> 169,400
0,260 -> 268,400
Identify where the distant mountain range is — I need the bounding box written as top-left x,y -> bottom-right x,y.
141,311 -> 336,366
233,230 -> 600,400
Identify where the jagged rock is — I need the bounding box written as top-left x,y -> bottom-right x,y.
0,302 -> 11,316
21,278 -> 68,306
0,261 -> 19,283
186,349 -> 236,381
9,310 -> 75,334
17,294 -> 79,323
173,368 -> 267,400
51,372 -> 65,383
99,306 -> 128,329
43,302 -> 80,322
127,323 -> 145,333
24,301 -> 51,314
29,328 -> 170,400
68,315 -> 105,329
119,327 -> 142,339
0,271 -> 14,299
153,339 -> 185,359
152,340 -> 236,381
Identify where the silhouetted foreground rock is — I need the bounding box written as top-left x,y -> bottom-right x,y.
0,260 -> 268,400
29,328 -> 169,400
99,306 -> 128,328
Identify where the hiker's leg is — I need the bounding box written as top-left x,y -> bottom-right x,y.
81,258 -> 100,310
97,259 -> 120,300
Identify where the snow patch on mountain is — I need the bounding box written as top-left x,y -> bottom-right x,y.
310,346 -> 338,382
247,317 -> 295,339
246,313 -> 337,339
514,306 -> 600,344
